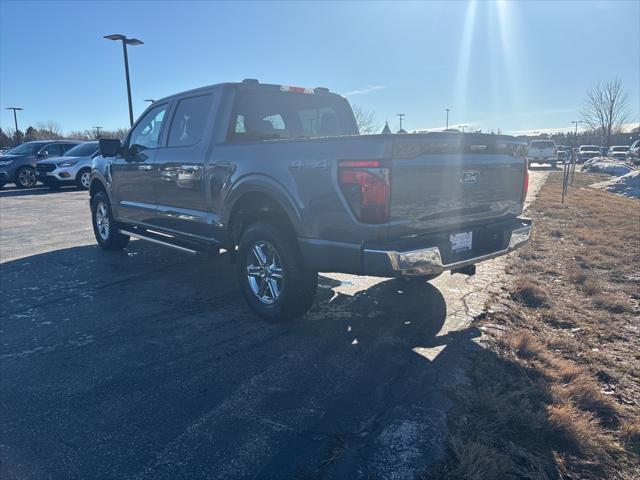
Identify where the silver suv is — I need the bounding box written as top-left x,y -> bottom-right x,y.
36,141 -> 99,190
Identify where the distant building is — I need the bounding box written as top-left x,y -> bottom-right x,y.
381,122 -> 392,134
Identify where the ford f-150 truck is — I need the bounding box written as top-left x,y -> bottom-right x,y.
90,80 -> 532,320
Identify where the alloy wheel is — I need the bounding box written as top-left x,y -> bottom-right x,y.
81,171 -> 91,188
95,202 -> 110,241
18,169 -> 36,187
246,241 -> 284,305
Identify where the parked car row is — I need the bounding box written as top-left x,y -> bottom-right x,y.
525,140 -> 639,168
0,140 -> 98,189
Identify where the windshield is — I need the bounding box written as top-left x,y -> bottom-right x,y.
5,142 -> 48,155
64,142 -> 99,157
581,146 -> 599,152
611,146 -> 628,152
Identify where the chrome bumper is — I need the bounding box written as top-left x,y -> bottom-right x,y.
363,218 -> 532,276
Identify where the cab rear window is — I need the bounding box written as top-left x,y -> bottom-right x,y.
227,89 -> 357,142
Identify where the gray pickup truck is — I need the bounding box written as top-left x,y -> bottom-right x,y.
90,80 -> 531,320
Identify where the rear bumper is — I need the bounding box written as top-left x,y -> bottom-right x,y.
299,216 -> 532,277
364,217 -> 531,276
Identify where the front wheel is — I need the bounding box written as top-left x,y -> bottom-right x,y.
76,169 -> 91,190
91,191 -> 130,250
237,222 -> 318,321
15,167 -> 37,189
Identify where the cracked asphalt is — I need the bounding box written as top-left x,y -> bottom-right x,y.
0,170 -> 547,479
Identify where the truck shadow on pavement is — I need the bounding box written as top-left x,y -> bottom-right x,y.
0,241 -> 560,479
0,185 -> 81,197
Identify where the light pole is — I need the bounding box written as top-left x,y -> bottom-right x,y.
6,107 -> 23,144
571,120 -> 583,144
93,126 -> 103,138
445,108 -> 450,130
104,34 -> 144,127
396,113 -> 405,132
459,125 -> 467,133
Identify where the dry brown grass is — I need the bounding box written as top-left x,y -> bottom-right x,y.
546,404 -> 614,458
427,172 -> 640,480
512,280 -> 547,308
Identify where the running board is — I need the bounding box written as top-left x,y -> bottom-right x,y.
120,229 -> 198,254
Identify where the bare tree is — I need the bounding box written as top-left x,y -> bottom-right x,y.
581,78 -> 631,148
352,105 -> 380,135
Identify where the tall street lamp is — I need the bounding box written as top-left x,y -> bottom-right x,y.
104,34 -> 144,127
6,107 -> 23,144
445,108 -> 450,130
459,125 -> 468,133
396,113 -> 405,132
571,120 -> 583,143
93,126 -> 103,138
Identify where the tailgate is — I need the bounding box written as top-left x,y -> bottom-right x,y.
388,133 -> 526,239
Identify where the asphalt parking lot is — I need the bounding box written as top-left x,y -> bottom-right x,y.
0,172 -> 546,479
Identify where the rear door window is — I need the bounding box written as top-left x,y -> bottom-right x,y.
167,94 -> 214,147
42,144 -> 63,156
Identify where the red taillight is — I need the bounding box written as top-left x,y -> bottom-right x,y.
522,159 -> 529,202
339,160 -> 390,223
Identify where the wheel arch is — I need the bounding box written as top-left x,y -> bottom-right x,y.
89,177 -> 109,202
76,166 -> 92,180
225,180 -> 303,247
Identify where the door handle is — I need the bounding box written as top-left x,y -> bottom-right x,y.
137,165 -> 153,171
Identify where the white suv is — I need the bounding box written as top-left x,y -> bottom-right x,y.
35,141 -> 99,190
527,140 -> 557,168
608,145 -> 630,161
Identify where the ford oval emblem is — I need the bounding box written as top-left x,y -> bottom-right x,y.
461,169 -> 480,185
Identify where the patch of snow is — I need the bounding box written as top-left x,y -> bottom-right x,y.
592,170 -> 640,199
581,157 -> 635,176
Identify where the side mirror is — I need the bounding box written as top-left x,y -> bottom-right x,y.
99,138 -> 121,158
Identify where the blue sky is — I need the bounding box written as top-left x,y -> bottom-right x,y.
1,0 -> 638,135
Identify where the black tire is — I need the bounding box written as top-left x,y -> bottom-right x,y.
91,191 -> 130,250
76,169 -> 91,190
237,221 -> 318,321
15,167 -> 37,189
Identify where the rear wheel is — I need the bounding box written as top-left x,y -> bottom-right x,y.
91,191 -> 129,250
237,222 -> 318,321
15,167 -> 37,188
76,169 -> 91,190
